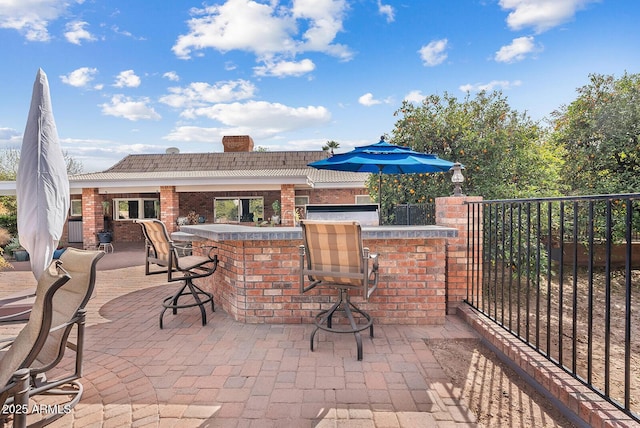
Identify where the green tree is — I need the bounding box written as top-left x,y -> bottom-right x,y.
370,91 -> 563,219
0,147 -> 83,178
0,148 -> 20,180
0,147 -> 83,216
550,72 -> 640,195
322,140 -> 340,155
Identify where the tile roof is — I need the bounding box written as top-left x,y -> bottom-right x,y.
68,151 -> 370,188
105,151 -> 330,173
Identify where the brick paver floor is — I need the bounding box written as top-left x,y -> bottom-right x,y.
0,253 -> 480,427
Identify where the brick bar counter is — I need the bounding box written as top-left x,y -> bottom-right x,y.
180,223 -> 458,326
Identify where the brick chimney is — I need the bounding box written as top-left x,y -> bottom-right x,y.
222,135 -> 254,152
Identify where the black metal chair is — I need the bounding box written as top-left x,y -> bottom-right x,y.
299,220 -> 379,360
135,219 -> 218,328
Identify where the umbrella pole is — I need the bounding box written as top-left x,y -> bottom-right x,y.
378,171 -> 382,225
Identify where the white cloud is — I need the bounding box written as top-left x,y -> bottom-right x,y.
459,80 -> 523,92
499,0 -> 598,33
418,39 -> 448,67
173,0 -> 293,59
164,126 -> 229,142
0,127 -> 22,145
100,95 -> 161,121
163,71 -> 180,82
60,67 -> 99,88
159,80 -> 256,109
358,93 -> 381,107
180,100 -> 331,138
64,20 -> 95,45
495,36 -> 540,63
0,0 -> 80,41
254,58 -> 315,77
110,25 -> 145,41
291,0 -> 351,59
377,1 -> 395,23
172,0 -> 351,61
61,137 -> 165,173
404,90 -> 426,104
113,70 -> 141,88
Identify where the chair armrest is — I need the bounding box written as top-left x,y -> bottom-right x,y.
191,245 -> 218,261
0,336 -> 16,350
368,253 -> 379,268
0,309 -> 33,324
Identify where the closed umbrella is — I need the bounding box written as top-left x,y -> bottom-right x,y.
308,137 -> 456,222
16,68 -> 70,281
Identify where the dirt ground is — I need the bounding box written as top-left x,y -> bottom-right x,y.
426,338 -> 577,428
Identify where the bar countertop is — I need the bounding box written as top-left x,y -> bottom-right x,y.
179,223 -> 458,241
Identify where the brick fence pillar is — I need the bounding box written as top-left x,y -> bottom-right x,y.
280,184 -> 295,226
160,186 -> 179,235
436,195 -> 483,314
82,188 -> 101,249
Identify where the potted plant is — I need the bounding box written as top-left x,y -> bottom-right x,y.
97,230 -> 112,244
5,236 -> 29,261
272,200 -> 281,225
53,245 -> 66,259
187,211 -> 199,225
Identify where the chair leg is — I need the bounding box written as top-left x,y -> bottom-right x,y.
311,289 -> 373,361
159,278 -> 215,329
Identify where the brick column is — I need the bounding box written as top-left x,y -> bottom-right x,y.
436,195 -> 483,314
280,184 -> 296,226
160,186 -> 179,235
82,188 -> 101,249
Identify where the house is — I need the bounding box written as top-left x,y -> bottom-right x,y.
63,136 -> 371,247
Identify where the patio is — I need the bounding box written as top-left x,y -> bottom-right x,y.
0,245 -> 482,427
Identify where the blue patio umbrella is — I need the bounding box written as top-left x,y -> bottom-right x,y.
308,138 -> 456,222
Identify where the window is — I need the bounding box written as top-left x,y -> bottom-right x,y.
114,198 -> 159,220
294,196 -> 309,219
70,199 -> 82,217
214,197 -> 263,223
355,194 -> 373,204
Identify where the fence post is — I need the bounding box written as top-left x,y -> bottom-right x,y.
436,195 -> 483,314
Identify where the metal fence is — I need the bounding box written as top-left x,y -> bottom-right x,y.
465,193 -> 640,422
391,203 -> 435,225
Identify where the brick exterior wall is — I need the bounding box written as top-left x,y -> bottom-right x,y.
72,187 -> 370,245
198,236 -> 447,325
295,188 -> 370,205
160,186 -> 178,235
280,184 -> 295,226
222,135 -> 254,152
81,188 -> 101,249
435,196 -> 483,314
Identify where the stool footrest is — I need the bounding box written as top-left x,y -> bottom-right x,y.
159,279 -> 214,329
310,288 -> 373,361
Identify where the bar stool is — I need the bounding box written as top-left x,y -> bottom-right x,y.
98,242 -> 114,253
135,219 -> 218,329
298,220 -> 379,361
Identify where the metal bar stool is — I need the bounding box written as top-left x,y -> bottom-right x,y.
299,220 -> 379,361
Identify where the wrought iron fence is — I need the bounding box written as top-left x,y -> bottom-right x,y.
391,203 -> 435,225
465,193 -> 640,422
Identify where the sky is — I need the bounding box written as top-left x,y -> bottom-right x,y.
0,0 -> 639,173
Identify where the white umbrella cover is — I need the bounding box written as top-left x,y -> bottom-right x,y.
16,68 -> 70,281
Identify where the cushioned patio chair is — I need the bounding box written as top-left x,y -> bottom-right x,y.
299,220 -> 379,361
0,368 -> 30,427
135,219 -> 218,328
0,291 -> 36,323
0,248 -> 103,426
